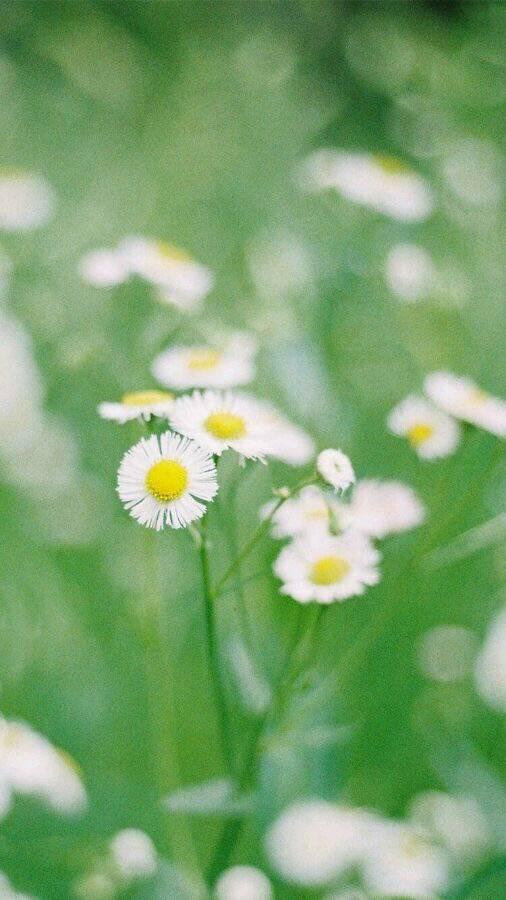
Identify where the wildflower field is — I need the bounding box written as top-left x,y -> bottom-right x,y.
0,1 -> 505,898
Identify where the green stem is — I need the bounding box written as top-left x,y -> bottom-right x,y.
140,528 -> 202,879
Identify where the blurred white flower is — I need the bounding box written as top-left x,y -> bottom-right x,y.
409,791 -> 490,861
362,822 -> 449,899
254,402 -> 315,466
385,244 -> 435,303
274,530 -> 381,604
317,449 -> 355,493
262,485 -> 339,539
98,389 -> 175,424
424,372 -> 506,438
0,717 -> 86,815
417,625 -> 477,683
119,236 -> 213,312
110,829 -> 157,880
337,479 -> 426,539
152,339 -> 256,390
0,170 -> 55,231
299,150 -> 433,222
0,871 -> 36,900
474,608 -> 506,712
169,390 -> 270,460
266,800 -> 374,887
78,248 -> 130,287
387,395 -> 461,460
117,431 -> 218,530
215,865 -> 272,900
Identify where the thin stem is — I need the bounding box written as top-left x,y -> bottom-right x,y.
199,515 -> 234,775
140,528 -> 202,879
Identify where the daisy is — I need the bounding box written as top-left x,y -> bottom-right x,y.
109,829 -> 158,880
98,390 -> 175,424
216,866 -> 273,900
385,244 -> 435,303
362,822 -> 449,899
253,401 -> 315,466
424,371 -> 506,438
78,248 -> 130,288
118,236 -> 213,312
262,485 -> 340,539
387,395 -> 461,459
169,390 -> 269,460
298,150 -> 433,222
152,341 -> 255,390
337,479 -> 426,539
0,170 -> 55,231
317,449 -> 355,492
274,530 -> 381,604
117,431 -> 218,530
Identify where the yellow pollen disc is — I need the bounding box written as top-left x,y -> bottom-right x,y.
156,241 -> 192,262
145,459 -> 188,502
187,349 -> 221,371
407,422 -> 434,447
311,555 -> 350,586
374,154 -> 408,175
121,390 -> 174,406
205,411 -> 246,440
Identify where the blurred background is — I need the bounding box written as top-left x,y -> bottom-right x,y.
0,1 -> 504,897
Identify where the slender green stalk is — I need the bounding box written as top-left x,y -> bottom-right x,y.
140,528 -> 202,879
199,515 -> 234,774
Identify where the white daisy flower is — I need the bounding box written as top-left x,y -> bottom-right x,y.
274,530 -> 381,604
0,717 -> 87,815
409,791 -> 490,862
118,236 -> 213,312
109,829 -> 157,880
98,390 -> 175,424
215,866 -> 273,900
78,248 -> 130,288
169,390 -> 269,460
385,244 -> 435,303
298,150 -> 433,222
253,401 -> 315,466
387,395 -> 461,459
117,431 -> 218,530
317,449 -> 355,493
152,341 -> 255,391
362,822 -> 449,899
337,479 -> 426,539
261,485 -> 340,539
0,170 -> 55,231
424,371 -> 506,438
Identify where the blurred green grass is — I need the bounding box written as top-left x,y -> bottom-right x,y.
0,1 -> 505,897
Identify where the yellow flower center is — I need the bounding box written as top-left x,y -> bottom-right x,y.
407,422 -> 434,447
311,555 -> 350,586
205,411 -> 246,440
145,459 -> 188,502
187,349 -> 221,371
374,154 -> 409,175
156,241 -> 191,263
121,390 -> 174,406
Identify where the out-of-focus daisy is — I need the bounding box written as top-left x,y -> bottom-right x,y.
118,236 -> 213,312
0,170 -> 55,231
337,479 -> 426,539
109,829 -> 157,880
387,395 -> 461,459
152,340 -> 256,390
274,530 -> 381,604
298,150 -> 433,222
169,390 -> 269,460
317,449 -> 355,493
417,625 -> 477,684
78,248 -> 130,288
0,717 -> 86,815
117,431 -> 218,530
409,791 -> 490,862
362,822 -> 449,899
98,390 -> 175,424
385,244 -> 435,303
474,608 -> 506,712
253,400 -> 315,466
266,800 -> 374,887
424,372 -> 506,438
262,485 -> 340,539
215,866 -> 273,900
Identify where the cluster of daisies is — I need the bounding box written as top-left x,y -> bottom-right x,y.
388,371 -> 506,460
